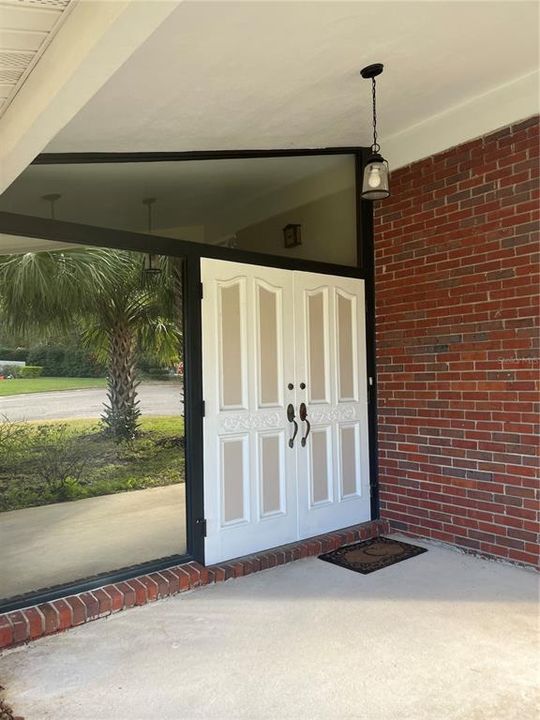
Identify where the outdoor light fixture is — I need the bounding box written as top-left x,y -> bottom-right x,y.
360,63 -> 390,200
142,197 -> 162,275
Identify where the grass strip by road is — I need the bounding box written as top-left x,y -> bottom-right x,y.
0,416 -> 184,512
0,377 -> 107,397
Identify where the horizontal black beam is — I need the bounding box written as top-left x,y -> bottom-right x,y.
33,147 -> 363,165
0,211 -> 368,279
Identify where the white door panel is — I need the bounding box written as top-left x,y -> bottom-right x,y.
202,259 -> 371,564
294,272 -> 371,538
202,259 -> 297,564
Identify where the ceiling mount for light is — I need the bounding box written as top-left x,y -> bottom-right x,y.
42,193 -> 62,220
360,63 -> 384,80
142,197 -> 162,275
360,63 -> 390,201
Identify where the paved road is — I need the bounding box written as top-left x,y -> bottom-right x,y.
0,381 -> 183,422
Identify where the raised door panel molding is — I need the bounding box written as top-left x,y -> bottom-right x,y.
308,404 -> 359,424
219,410 -> 283,433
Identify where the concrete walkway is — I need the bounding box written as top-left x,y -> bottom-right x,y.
0,484 -> 186,598
0,537 -> 537,720
0,381 -> 183,421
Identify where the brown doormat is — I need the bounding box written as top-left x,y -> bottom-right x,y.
319,536 -> 427,574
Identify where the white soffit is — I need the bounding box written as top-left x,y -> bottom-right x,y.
43,1 -> 540,168
0,0 -> 74,117
0,1 -> 182,194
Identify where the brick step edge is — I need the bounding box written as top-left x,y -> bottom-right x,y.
0,519 -> 388,651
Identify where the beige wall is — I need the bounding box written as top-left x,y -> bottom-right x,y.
235,186 -> 356,266
154,225 -> 206,244
202,155 -> 358,264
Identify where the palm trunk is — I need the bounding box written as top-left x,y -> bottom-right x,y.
101,323 -> 140,441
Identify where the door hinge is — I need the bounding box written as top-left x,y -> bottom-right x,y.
201,400 -> 205,417
196,518 -> 207,537
199,282 -> 204,299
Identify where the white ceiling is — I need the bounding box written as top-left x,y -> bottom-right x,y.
44,0 -> 539,165
0,0 -> 74,117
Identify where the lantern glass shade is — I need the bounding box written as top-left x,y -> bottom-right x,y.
144,252 -> 161,274
361,155 -> 390,200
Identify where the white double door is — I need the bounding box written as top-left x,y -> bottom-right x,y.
201,258 -> 371,565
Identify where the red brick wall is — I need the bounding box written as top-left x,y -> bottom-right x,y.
375,115 -> 539,567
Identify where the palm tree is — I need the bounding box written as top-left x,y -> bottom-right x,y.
0,249 -> 181,441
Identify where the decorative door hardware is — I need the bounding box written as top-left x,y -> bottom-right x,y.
299,402 -> 311,447
287,403 -> 298,448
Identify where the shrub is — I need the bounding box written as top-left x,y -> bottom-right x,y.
27,346 -> 63,375
0,347 -> 28,362
27,345 -> 106,378
19,365 -> 43,378
0,417 -> 185,511
0,417 -> 31,471
145,367 -> 172,378
28,423 -> 91,498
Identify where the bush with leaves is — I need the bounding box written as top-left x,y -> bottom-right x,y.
19,365 -> 43,378
0,416 -> 31,471
28,423 -> 92,499
28,344 -> 105,378
0,346 -> 28,362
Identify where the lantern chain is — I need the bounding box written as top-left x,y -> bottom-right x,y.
371,76 -> 380,154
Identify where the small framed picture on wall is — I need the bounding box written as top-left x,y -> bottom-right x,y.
283,223 -> 302,248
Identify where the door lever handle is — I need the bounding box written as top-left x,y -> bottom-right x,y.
287,403 -> 298,449
299,402 -> 311,447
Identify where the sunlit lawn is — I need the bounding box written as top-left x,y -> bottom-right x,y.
0,416 -> 184,512
0,377 -> 107,396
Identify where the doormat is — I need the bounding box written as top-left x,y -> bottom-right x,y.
319,536 -> 427,574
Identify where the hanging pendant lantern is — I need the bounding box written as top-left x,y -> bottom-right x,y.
143,251 -> 161,274
360,63 -> 390,200
142,197 -> 162,275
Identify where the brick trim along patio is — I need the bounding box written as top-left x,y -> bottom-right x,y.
0,519 -> 388,651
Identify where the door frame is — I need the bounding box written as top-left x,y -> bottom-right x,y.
0,146 -> 378,609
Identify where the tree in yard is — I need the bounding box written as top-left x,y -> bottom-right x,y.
0,249 -> 181,441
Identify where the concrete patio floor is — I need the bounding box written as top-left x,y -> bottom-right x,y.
0,536 -> 538,720
0,484 -> 186,598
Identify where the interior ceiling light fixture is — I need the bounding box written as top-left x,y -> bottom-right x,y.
142,197 -> 162,275
42,193 -> 61,219
360,63 -> 390,201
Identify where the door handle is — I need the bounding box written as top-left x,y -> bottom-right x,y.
299,402 -> 311,447
287,403 -> 298,449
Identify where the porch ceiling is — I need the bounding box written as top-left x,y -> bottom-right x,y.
44,1 -> 539,168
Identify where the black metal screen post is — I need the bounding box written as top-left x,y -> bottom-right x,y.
182,254 -> 205,563
358,149 -> 380,520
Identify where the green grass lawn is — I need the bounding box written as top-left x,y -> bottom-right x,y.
0,415 -> 184,512
0,377 -> 107,397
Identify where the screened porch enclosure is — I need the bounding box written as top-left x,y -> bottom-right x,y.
0,148 -> 377,611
